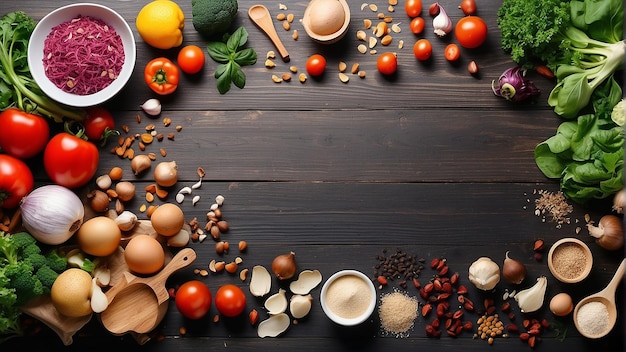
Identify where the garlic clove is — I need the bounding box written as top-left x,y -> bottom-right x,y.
250,265 -> 272,297
514,276 -> 547,313
289,294 -> 313,319
289,270 -> 323,295
90,278 -> 109,313
264,288 -> 288,315
166,228 -> 190,247
257,312 -> 290,338
432,3 -> 452,37
114,211 -> 138,232
140,98 -> 162,116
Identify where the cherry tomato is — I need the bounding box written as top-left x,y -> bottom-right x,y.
455,16 -> 488,49
0,154 -> 34,209
84,107 -> 118,145
0,108 -> 49,159
376,52 -> 398,75
409,17 -> 425,35
215,284 -> 246,317
177,45 -> 205,75
459,0 -> 477,15
444,43 -> 461,62
175,280 -> 212,320
405,0 -> 422,18
306,54 -> 326,77
44,132 -> 99,189
413,39 -> 433,61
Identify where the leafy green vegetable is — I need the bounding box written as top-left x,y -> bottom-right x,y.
0,231 -> 67,341
497,0 -> 624,119
534,81 -> 623,204
0,11 -> 83,122
206,27 -> 257,94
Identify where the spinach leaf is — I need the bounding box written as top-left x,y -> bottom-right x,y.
206,27 -> 257,94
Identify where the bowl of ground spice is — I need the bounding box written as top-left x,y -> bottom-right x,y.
320,270 -> 376,326
547,238 -> 593,283
28,3 -> 136,107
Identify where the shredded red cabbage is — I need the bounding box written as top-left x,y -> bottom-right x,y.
43,15 -> 125,95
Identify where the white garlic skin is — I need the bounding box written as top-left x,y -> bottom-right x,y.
140,98 -> 162,116
468,257 -> 501,291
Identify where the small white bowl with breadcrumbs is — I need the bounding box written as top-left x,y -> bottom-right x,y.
28,3 -> 136,107
320,269 -> 376,326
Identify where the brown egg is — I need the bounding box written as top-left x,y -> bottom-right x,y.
307,0 -> 345,35
124,234 -> 164,275
76,216 -> 121,257
150,203 -> 185,236
549,292 -> 574,316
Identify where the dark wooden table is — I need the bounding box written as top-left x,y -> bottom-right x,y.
1,0 -> 623,351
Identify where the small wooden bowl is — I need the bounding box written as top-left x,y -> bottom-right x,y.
302,0 -> 350,44
547,238 -> 593,283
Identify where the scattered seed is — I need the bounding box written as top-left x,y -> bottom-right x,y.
391,23 -> 401,33
363,19 -> 372,29
338,72 -> 350,83
240,268 -> 249,281
381,34 -> 393,46
276,13 -> 286,21
139,204 -> 147,212
358,70 -> 366,78
281,73 -> 292,82
175,125 -> 182,132
360,3 -> 369,11
282,21 -> 290,31
265,59 -> 276,68
369,3 -> 378,11
192,195 -> 200,206
357,44 -> 368,54
292,30 -> 298,40
369,36 -> 377,48
279,3 -> 287,10
388,5 -> 395,12
357,30 -> 367,41
287,13 -> 294,23
176,193 -> 185,204
338,61 -> 347,72
289,66 -> 298,73
298,73 -> 307,83
266,51 -> 276,59
163,117 -> 172,127
271,74 -> 282,83
351,63 -> 360,74
398,39 -> 404,49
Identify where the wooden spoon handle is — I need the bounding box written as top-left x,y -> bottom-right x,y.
146,248 -> 197,304
602,258 -> 626,298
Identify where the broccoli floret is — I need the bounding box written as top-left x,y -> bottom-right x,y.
35,266 -> 58,293
192,0 -> 238,39
9,232 -> 37,251
44,250 -> 67,273
25,253 -> 46,271
3,263 -> 43,306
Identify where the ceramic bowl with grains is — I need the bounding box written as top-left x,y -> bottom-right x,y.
320,269 -> 376,326
547,237 -> 593,283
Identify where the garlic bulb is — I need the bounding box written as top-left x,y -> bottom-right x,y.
140,98 -> 162,116
468,257 -> 500,291
20,185 -> 84,245
514,276 -> 547,313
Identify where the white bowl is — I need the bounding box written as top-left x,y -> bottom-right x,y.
28,3 -> 136,107
320,270 -> 376,326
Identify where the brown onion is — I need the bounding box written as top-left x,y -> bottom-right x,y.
587,215 -> 624,250
271,251 -> 297,280
502,251 -> 526,285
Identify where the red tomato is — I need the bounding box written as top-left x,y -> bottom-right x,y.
409,17 -> 425,34
84,107 -> 118,145
0,108 -> 49,159
43,132 -> 99,189
444,43 -> 461,62
459,0 -> 477,15
455,16 -> 488,49
405,0 -> 422,18
413,39 -> 433,61
376,52 -> 398,75
177,45 -> 205,74
215,284 -> 246,317
175,281 -> 212,320
0,154 -> 34,209
306,54 -> 326,77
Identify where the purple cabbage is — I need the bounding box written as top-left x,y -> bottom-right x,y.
492,67 -> 540,102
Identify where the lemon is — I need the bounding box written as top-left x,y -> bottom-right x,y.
136,0 -> 185,49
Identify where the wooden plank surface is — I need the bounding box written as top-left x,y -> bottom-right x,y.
0,0 -> 623,351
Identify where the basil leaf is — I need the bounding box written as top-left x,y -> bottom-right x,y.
230,62 -> 246,89
234,48 -> 257,66
227,27 -> 247,53
207,42 -> 231,63
216,62 -> 233,94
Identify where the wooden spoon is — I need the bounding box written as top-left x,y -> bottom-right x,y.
100,248 -> 196,335
573,258 -> 625,339
248,4 -> 290,62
